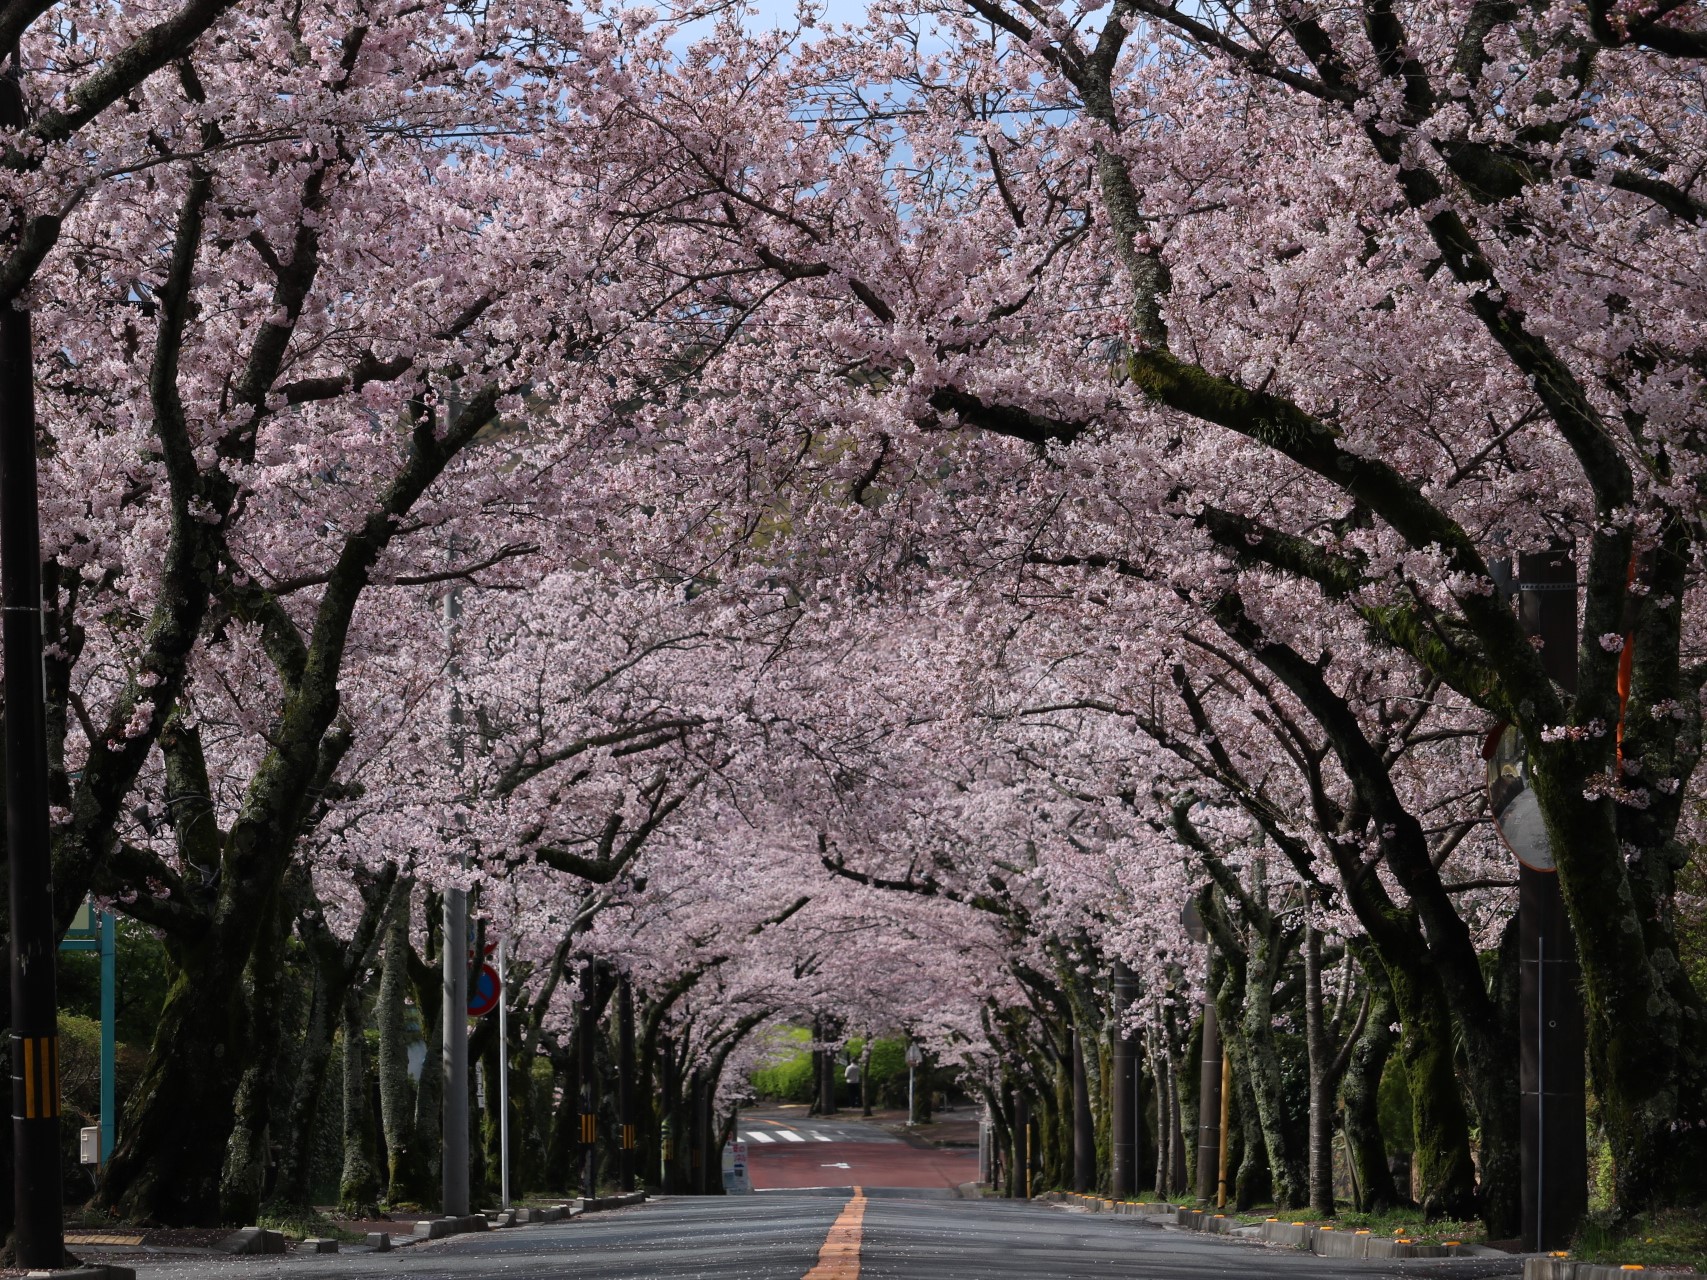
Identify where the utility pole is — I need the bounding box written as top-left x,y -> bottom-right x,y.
659,1033 -> 676,1191
1183,900 -> 1222,1205
579,960 -> 598,1199
1111,963 -> 1137,1199
441,886 -> 468,1215
1071,1029 -> 1094,1193
441,586 -> 469,1218
617,976 -> 635,1192
497,936 -> 510,1211
1,39 -> 64,1271
1195,1004 -> 1223,1203
1513,550 -> 1588,1252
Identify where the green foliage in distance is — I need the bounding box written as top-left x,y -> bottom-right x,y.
749,1027 -> 815,1102
847,1036 -> 910,1108
57,916 -> 174,1047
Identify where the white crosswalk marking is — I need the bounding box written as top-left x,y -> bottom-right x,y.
744,1131 -> 776,1144
813,1133 -> 833,1142
779,1130 -> 807,1143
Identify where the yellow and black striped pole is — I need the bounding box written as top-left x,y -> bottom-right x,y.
616,977 -> 636,1191
579,959 -> 599,1197
1,35 -> 65,1271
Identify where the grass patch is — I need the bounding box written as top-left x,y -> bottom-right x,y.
1327,1208 -> 1484,1247
1573,1210 -> 1707,1273
257,1206 -> 361,1242
1217,1205 -> 1485,1247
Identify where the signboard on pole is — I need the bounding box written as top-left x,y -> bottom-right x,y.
467,963 -> 501,1017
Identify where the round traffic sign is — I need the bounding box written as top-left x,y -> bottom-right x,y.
1487,724 -> 1554,872
468,963 -> 502,1017
1181,899 -> 1207,943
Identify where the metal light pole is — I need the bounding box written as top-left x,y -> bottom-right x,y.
441,888 -> 469,1216
1111,963 -> 1137,1199
1195,1005 -> 1223,1204
1182,900 -> 1222,1205
497,936 -> 510,1210
617,976 -> 636,1192
579,960 -> 598,1199
1072,1029 -> 1094,1193
905,1041 -> 922,1124
441,586 -> 469,1218
1,38 -> 63,1269
1514,550 -> 1588,1252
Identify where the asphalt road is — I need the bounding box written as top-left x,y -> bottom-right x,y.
737,1108 -> 977,1192
111,1194 -> 1525,1280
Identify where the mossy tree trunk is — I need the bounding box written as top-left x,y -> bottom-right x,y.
376,884 -> 425,1207
339,990 -> 383,1216
1340,954 -> 1402,1213
217,872 -> 294,1223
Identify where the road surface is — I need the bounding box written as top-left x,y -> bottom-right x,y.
734,1107 -> 977,1193
110,1194 -> 1524,1280
99,1111 -> 1520,1279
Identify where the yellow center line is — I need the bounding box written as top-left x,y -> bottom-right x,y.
802,1186 -> 865,1280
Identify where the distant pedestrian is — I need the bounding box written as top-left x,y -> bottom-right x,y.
844,1060 -> 862,1112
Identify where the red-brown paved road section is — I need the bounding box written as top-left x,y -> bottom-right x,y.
748,1139 -> 977,1190
740,1110 -> 978,1191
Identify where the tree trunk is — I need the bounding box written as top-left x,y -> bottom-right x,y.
1236,914 -> 1308,1208
266,944 -> 342,1209
217,878 -> 294,1223
1148,1034 -> 1171,1198
1341,958 -> 1402,1213
1303,921 -> 1334,1216
1234,1060 -> 1271,1209
339,989 -> 382,1215
96,925 -> 256,1222
408,902 -> 445,1210
377,887 -> 424,1206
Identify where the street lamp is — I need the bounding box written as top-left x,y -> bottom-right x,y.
2,41 -> 64,1269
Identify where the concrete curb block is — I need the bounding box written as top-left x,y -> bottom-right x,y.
1051,1192 -> 1180,1216
1172,1208 -> 1238,1234
514,1206 -> 566,1224
1251,1219 -> 1468,1259
300,1238 -> 339,1254
365,1233 -> 392,1252
414,1214 -> 492,1240
1523,1259 -> 1658,1280
26,1269 -> 137,1279
219,1227 -> 287,1255
575,1192 -> 648,1214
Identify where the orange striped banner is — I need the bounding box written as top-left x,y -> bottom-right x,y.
802,1187 -> 865,1280
621,1123 -> 636,1150
16,1035 -> 59,1119
580,1113 -> 596,1144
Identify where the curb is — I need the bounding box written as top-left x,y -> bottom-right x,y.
407,1192 -> 647,1245
220,1227 -> 288,1255
1256,1218 -> 1463,1258
1049,1196 -> 1505,1263
574,1192 -> 648,1213
1523,1257 -> 1661,1280
1048,1192 -> 1182,1217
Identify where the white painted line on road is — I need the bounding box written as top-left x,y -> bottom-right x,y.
813,1133 -> 833,1142
744,1131 -> 776,1144
779,1130 -> 807,1143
